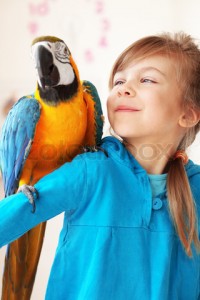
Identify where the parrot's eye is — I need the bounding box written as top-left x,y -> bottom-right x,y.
64,47 -> 68,55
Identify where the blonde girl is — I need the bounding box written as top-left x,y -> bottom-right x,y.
107,32 -> 200,257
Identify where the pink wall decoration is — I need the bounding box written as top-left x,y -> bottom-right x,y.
84,0 -> 111,63
27,0 -> 52,36
27,0 -> 111,64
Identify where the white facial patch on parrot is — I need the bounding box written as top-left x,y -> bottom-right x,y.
31,41 -> 75,87
31,44 -> 43,88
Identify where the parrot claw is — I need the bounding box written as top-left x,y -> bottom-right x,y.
82,145 -> 108,157
17,185 -> 39,213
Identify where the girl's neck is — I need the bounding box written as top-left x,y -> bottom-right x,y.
124,140 -> 177,174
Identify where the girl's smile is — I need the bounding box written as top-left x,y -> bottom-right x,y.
114,105 -> 140,112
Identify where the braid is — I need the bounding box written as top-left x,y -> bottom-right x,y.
167,158 -> 200,256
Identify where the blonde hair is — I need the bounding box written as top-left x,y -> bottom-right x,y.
109,32 -> 200,256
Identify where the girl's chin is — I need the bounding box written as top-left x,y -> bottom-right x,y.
113,129 -> 139,141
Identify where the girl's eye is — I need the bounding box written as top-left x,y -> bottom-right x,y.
140,78 -> 156,83
114,80 -> 124,86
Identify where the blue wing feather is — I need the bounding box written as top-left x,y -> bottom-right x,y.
82,80 -> 104,145
0,95 -> 41,196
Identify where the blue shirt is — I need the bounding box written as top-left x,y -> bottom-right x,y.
0,136 -> 200,300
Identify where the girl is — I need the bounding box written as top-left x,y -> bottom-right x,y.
1,32 -> 200,299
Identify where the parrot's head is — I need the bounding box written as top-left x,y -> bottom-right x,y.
31,36 -> 80,104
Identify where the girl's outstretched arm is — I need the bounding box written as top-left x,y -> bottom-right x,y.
0,155 -> 86,247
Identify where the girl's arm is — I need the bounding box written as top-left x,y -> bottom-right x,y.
0,155 -> 86,247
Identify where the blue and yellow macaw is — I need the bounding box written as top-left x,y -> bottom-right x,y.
0,36 -> 104,299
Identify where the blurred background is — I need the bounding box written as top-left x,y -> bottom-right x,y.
0,0 -> 200,299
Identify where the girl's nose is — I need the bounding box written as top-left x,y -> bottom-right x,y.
117,84 -> 135,97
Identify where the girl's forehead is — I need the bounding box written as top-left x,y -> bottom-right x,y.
115,55 -> 176,75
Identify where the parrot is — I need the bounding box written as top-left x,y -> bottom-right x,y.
0,35 -> 104,300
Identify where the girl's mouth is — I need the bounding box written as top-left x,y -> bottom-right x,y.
115,105 -> 140,112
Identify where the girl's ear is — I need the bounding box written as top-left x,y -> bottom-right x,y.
179,106 -> 200,128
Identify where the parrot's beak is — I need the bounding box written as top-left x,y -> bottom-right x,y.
35,45 -> 60,89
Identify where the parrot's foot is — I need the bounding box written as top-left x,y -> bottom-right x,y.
17,185 -> 39,213
82,145 -> 108,157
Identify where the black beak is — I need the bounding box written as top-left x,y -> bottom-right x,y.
36,45 -> 60,89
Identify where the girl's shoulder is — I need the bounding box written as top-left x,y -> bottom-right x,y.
186,160 -> 200,206
80,136 -> 142,171
78,136 -> 124,164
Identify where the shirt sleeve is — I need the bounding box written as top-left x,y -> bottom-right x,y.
0,155 -> 87,247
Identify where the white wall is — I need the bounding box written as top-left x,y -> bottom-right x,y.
0,0 -> 200,299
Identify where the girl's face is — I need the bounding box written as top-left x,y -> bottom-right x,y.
107,55 -> 186,146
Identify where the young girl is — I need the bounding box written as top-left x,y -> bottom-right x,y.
1,32 -> 200,299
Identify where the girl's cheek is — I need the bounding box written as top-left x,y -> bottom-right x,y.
106,96 -> 114,114
106,95 -> 111,108
106,98 -> 113,120
107,90 -> 116,104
